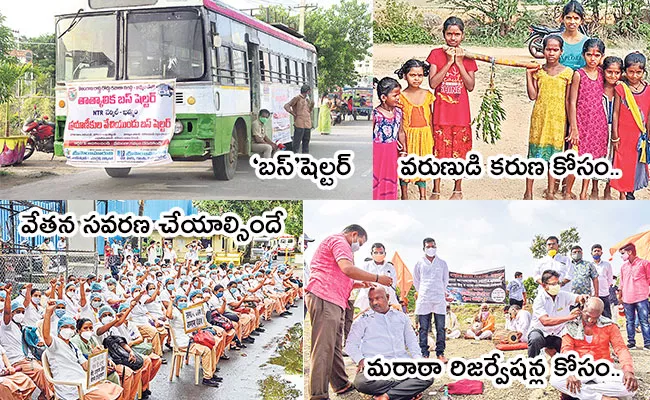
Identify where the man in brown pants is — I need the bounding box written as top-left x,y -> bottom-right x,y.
305,224 -> 393,400
284,84 -> 314,154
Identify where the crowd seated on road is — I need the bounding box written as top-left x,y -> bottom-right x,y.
0,248 -> 303,400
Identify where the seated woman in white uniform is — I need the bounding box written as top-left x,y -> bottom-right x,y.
42,302 -> 123,400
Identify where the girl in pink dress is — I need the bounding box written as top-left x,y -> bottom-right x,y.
567,38 -> 609,199
373,77 -> 407,200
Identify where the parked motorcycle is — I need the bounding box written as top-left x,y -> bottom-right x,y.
21,106 -> 55,160
527,24 -> 589,59
331,107 -> 343,126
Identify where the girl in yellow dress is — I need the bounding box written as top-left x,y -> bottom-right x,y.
395,59 -> 435,200
525,35 -> 574,200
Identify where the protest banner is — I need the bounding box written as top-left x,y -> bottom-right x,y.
261,84 -> 297,144
447,267 -> 506,304
87,349 -> 108,389
63,80 -> 176,167
182,303 -> 207,333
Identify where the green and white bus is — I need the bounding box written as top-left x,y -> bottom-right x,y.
54,0 -> 318,179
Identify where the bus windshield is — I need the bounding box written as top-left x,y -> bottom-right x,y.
126,10 -> 205,80
56,14 -> 117,82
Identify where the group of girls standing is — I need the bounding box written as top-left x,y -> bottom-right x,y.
373,0 -> 649,201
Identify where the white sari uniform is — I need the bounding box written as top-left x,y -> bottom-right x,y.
354,260 -> 399,311
46,337 -> 94,400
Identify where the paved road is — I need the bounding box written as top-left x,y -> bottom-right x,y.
32,298 -> 303,400
2,121 -> 370,200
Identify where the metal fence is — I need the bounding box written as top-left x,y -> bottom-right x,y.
0,250 -> 99,289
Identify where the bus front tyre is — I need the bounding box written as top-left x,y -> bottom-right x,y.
104,168 -> 131,178
212,133 -> 238,180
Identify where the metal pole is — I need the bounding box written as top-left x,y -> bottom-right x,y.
298,0 -> 306,35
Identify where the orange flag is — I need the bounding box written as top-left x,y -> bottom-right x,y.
609,230 -> 650,261
392,251 -> 413,299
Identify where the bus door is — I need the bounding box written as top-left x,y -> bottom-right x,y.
245,34 -> 261,114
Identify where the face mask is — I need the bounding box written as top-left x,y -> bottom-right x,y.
182,284 -> 189,291
101,316 -> 114,325
481,311 -> 489,319
228,274 -> 234,279
230,288 -> 237,294
351,239 -> 360,253
425,248 -> 436,257
55,309 -> 66,318
12,313 -> 24,324
133,291 -> 141,298
547,284 -> 561,296
67,291 -> 76,298
216,292 -> 224,298
108,285 -> 116,291
148,289 -> 156,296
81,331 -> 93,341
571,253 -> 582,262
259,117 -> 268,124
91,301 -> 102,309
32,297 -> 41,305
157,276 -> 163,282
593,254 -> 601,261
178,302 -> 188,310
193,281 -> 199,288
621,253 -> 630,261
372,254 -> 386,263
59,328 -> 75,340
548,249 -> 558,258
167,284 -> 175,291
21,289 -> 26,297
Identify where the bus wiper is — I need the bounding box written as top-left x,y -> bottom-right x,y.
57,9 -> 85,40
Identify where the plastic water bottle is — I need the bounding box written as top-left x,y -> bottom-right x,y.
441,385 -> 451,400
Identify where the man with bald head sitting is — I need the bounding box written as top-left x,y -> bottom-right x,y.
550,297 -> 638,400
345,286 -> 433,400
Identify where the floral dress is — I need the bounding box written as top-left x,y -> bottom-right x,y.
373,107 -> 403,200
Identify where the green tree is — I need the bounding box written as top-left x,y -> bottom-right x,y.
304,0 -> 371,92
523,276 -> 539,303
254,6 -> 299,30
0,13 -> 13,62
530,227 -> 581,259
446,0 -> 520,36
192,201 -> 302,238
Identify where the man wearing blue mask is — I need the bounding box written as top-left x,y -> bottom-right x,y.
252,109 -> 279,158
591,244 -> 614,319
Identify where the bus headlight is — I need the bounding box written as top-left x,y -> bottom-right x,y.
174,120 -> 184,134
187,96 -> 196,105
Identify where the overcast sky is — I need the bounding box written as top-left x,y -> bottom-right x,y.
303,201 -> 650,280
2,0 -> 370,38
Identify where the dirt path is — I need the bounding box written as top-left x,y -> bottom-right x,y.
374,44 -> 650,201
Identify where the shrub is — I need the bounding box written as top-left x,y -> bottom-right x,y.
373,0 -> 434,44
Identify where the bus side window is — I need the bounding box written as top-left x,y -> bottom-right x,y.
232,49 -> 248,86
268,54 -> 276,83
301,63 -> 306,84
276,55 -> 283,83
293,60 -> 299,84
284,57 -> 290,83
218,46 -> 234,85
259,50 -> 265,82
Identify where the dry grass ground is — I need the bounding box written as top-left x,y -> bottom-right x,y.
304,303 -> 650,399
